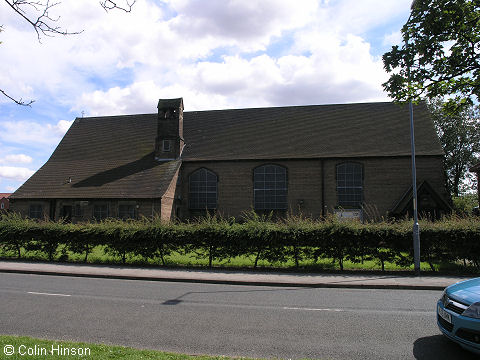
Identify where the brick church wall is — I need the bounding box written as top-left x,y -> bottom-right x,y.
10,155 -> 447,222
178,155 -> 447,220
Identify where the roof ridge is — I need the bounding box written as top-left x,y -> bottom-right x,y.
77,113 -> 157,121
77,101 -> 404,120
185,101 -> 399,113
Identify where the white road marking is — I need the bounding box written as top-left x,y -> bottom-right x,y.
283,306 -> 344,312
27,291 -> 71,297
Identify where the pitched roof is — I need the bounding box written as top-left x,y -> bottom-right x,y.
11,101 -> 442,199
182,101 -> 443,160
390,181 -> 451,215
158,98 -> 183,110
0,193 -> 11,199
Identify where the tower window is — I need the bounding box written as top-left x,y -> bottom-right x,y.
162,140 -> 171,152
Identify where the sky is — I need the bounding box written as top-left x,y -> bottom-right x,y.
0,0 -> 413,193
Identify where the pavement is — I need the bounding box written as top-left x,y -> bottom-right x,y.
0,260 -> 472,290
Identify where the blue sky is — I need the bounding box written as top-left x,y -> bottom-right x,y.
0,0 -> 412,193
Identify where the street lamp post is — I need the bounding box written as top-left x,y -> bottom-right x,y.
407,0 -> 421,275
409,100 -> 421,275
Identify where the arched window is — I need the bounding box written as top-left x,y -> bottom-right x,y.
254,164 -> 287,210
189,168 -> 218,209
336,162 -> 363,208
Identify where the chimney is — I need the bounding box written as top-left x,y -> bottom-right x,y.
155,98 -> 184,160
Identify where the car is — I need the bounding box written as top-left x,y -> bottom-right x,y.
437,277 -> 480,354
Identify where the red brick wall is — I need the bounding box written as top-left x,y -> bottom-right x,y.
161,166 -> 181,221
0,197 -> 9,211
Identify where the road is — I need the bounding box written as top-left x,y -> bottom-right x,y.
0,273 -> 475,359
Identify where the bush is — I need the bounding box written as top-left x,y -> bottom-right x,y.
452,194 -> 479,216
1,212 -> 479,271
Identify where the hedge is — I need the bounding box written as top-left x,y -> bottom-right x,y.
1,213 -> 479,271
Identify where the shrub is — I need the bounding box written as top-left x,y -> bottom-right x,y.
1,212 -> 479,271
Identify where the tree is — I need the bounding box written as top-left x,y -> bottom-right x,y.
0,0 -> 136,106
382,0 -> 480,108
427,97 -> 480,197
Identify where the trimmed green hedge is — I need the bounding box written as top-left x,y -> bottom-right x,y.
1,213 -> 479,271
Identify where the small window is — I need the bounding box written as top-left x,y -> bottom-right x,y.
73,203 -> 83,217
254,164 -> 287,210
162,140 -> 171,152
29,204 -> 43,219
189,168 -> 217,210
336,162 -> 363,208
119,204 -> 135,219
1,203 -> 4,210
93,204 -> 109,221
161,109 -> 170,120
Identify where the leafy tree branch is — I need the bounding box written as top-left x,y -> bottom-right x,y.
383,0 -> 480,109
428,97 -> 480,196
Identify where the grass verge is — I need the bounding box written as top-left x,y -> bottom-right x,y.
0,244 -> 468,274
0,335 -> 255,360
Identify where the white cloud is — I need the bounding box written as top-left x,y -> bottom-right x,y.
75,81 -> 234,114
194,36 -> 387,106
0,166 -> 35,181
70,0 -> 407,114
75,82 -> 161,116
55,120 -> 74,134
0,120 -> 74,146
313,0 -> 411,35
6,186 -> 16,192
1,0 -> 412,120
0,154 -> 33,164
76,31 -> 389,114
169,0 -> 318,50
383,30 -> 403,47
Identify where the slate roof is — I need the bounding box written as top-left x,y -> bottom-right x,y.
12,112 -> 181,199
12,101 -> 442,199
158,98 -> 183,109
182,101 -> 442,160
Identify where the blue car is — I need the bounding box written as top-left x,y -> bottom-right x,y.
437,278 -> 480,354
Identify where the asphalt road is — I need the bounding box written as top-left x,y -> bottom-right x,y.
0,273 -> 475,359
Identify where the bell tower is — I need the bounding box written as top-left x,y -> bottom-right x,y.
155,98 -> 184,160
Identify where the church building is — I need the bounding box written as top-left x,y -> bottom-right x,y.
10,98 -> 451,221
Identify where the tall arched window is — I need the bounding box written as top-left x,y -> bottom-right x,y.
336,162 -> 363,208
254,164 -> 287,210
189,168 -> 218,210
